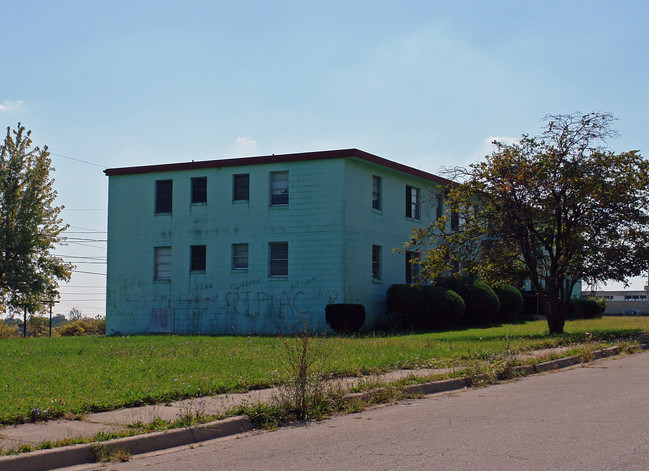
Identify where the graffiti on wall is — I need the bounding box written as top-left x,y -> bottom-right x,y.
107,276 -> 340,322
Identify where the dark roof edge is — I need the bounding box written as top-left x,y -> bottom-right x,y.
104,148 -> 454,186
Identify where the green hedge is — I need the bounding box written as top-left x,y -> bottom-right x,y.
568,298 -> 606,319
436,277 -> 500,324
493,284 -> 524,321
386,284 -> 465,330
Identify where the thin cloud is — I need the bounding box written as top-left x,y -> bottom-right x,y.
487,136 -> 518,146
0,100 -> 25,112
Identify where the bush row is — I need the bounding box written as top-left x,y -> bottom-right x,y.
387,278 -> 524,330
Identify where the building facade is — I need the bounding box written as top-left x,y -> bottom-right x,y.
104,149 -> 451,335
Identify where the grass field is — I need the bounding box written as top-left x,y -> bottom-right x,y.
0,317 -> 647,425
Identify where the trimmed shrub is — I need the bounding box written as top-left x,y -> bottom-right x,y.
386,284 -> 465,330
568,298 -> 605,319
436,277 -> 500,324
325,304 -> 366,333
493,284 -> 524,321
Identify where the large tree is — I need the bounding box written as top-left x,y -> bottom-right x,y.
0,124 -> 73,316
408,112 -> 649,333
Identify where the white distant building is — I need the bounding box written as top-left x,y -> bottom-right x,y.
585,280 -> 649,315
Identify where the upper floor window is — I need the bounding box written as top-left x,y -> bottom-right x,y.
372,244 -> 381,280
435,194 -> 443,220
405,251 -> 420,284
372,175 -> 382,211
232,243 -> 249,271
191,177 -> 207,204
406,185 -> 420,219
233,174 -> 250,201
269,242 -> 288,277
155,180 -> 173,214
190,245 -> 206,272
270,171 -> 289,206
154,246 -> 171,281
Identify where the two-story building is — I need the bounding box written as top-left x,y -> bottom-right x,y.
104,148 -> 451,335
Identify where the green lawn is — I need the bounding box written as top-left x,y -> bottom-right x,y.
0,317 -> 647,425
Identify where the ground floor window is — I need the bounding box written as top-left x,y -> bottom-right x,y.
232,243 -> 249,270
154,246 -> 171,281
372,244 -> 381,280
190,245 -> 206,272
269,242 -> 288,277
405,251 -> 420,284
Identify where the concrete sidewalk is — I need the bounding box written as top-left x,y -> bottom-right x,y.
0,365 -> 458,451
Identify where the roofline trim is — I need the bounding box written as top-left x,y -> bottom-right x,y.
104,148 -> 453,186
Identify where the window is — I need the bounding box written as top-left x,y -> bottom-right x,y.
233,174 -> 250,201
372,245 -> 381,280
190,245 -> 206,272
435,194 -> 443,220
372,175 -> 382,211
155,180 -> 173,214
232,243 -> 249,271
405,251 -> 420,284
270,171 -> 289,206
405,185 -> 420,219
154,247 -> 171,281
191,177 -> 207,204
269,242 -> 288,277
451,211 -> 460,231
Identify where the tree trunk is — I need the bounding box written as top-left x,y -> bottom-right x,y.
542,286 -> 566,334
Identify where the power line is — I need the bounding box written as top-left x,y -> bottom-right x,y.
72,270 -> 106,276
50,152 -> 104,168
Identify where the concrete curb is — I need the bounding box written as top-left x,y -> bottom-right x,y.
0,416 -> 251,471
2,342 -> 648,470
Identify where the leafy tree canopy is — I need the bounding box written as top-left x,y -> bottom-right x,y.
407,112 -> 649,333
0,123 -> 73,315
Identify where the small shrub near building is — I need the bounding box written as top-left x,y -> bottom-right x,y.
386,284 -> 465,330
325,304 -> 366,333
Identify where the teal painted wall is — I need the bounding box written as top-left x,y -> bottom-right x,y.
105,155 -> 446,335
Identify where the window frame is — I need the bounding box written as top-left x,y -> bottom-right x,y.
405,251 -> 420,284
154,246 -> 172,281
372,175 -> 382,211
268,242 -> 288,277
191,177 -> 207,205
233,174 -> 250,202
372,244 -> 382,281
155,179 -> 173,214
270,171 -> 289,206
190,245 -> 206,272
405,185 -> 420,220
232,243 -> 249,271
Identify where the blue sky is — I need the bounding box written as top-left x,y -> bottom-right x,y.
1,1 -> 648,317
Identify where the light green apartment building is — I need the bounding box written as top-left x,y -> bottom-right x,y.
104,149 -> 451,335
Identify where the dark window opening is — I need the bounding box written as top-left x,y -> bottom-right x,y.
155,180 -> 173,214
233,174 -> 250,201
372,245 -> 381,280
190,245 -> 206,272
191,177 -> 207,204
372,175 -> 382,211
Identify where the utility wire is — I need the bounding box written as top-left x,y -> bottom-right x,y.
50,152 -> 104,167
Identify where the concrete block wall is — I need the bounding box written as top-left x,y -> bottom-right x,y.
106,159 -> 348,335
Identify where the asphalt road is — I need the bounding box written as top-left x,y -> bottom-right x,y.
70,351 -> 649,471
